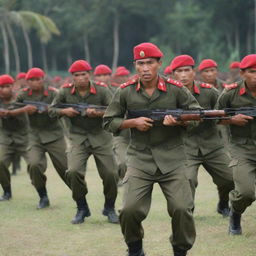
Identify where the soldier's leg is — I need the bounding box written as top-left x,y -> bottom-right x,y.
158,166 -> 196,254
11,153 -> 21,176
113,136 -> 128,179
44,137 -> 69,187
202,148 -> 234,216
92,144 -> 119,223
27,143 -> 49,208
0,145 -> 14,200
120,167 -> 154,255
229,159 -> 256,214
66,141 -> 91,224
185,154 -> 202,200
228,158 -> 256,235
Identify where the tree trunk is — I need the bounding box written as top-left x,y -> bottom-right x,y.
0,21 -> 10,74
66,51 -> 72,69
83,34 -> 90,63
246,27 -> 252,53
112,11 -> 119,71
41,42 -> 48,71
21,22 -> 33,68
235,25 -> 240,58
51,53 -> 57,71
5,20 -> 20,73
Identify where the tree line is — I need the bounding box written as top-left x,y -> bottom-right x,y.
0,0 -> 255,75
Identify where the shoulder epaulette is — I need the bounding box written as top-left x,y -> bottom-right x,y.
22,87 -> 29,91
200,82 -> 212,88
225,83 -> 238,90
166,78 -> 183,87
95,81 -> 108,87
48,86 -> 58,92
120,77 -> 138,89
61,83 -> 72,88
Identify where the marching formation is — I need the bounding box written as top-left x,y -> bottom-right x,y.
0,42 -> 256,256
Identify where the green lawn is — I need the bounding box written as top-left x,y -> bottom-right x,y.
0,158 -> 256,256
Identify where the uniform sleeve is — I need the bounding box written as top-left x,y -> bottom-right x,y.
178,86 -> 201,110
103,87 -> 127,134
102,87 -> 113,106
15,91 -> 25,103
48,89 -> 66,118
216,89 -> 231,110
210,87 -> 219,109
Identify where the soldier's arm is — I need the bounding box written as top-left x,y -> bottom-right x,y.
217,91 -> 253,126
48,89 -> 79,118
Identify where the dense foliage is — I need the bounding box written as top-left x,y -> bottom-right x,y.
0,0 -> 255,74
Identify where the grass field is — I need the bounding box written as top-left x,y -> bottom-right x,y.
0,157 -> 256,256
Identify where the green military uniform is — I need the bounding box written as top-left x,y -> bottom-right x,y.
15,86 -> 68,194
217,80 -> 256,214
0,99 -> 29,197
183,81 -> 234,209
214,78 -> 226,93
108,82 -> 130,178
49,81 -> 118,207
104,76 -> 198,251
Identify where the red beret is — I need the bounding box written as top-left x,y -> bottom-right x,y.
0,74 -> 15,86
94,64 -> 112,75
53,76 -> 62,82
115,67 -> 130,76
198,59 -> 217,71
133,42 -> 163,60
240,55 -> 256,69
164,66 -> 172,75
26,68 -> 45,80
170,55 -> 195,71
69,60 -> 92,73
16,72 -> 27,80
230,61 -> 240,69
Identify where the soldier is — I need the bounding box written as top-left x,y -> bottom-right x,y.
94,64 -> 130,179
163,65 -> 172,78
93,64 -> 120,94
217,54 -> 256,235
226,61 -> 241,83
12,67 -> 69,209
198,59 -> 231,150
198,59 -> 226,92
112,66 -> 131,85
49,60 -> 119,224
170,55 -> 234,217
14,72 -> 27,91
0,75 -> 29,201
104,43 -> 198,256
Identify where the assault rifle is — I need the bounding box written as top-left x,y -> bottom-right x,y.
52,103 -> 107,116
127,106 -> 256,122
13,101 -> 49,113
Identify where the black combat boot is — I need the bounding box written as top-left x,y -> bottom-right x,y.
37,187 -> 50,209
71,197 -> 91,224
229,209 -> 242,235
217,200 -> 230,217
0,186 -> 12,201
127,240 -> 145,256
172,246 -> 187,256
102,199 -> 119,224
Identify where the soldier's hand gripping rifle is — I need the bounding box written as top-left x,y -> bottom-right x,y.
52,103 -> 107,116
13,100 -> 49,113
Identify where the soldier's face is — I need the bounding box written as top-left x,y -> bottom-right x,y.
134,58 -> 162,82
173,66 -> 195,87
0,84 -> 12,98
72,71 -> 90,87
200,67 -> 218,84
27,77 -> 44,91
94,74 -> 111,84
241,68 -> 256,87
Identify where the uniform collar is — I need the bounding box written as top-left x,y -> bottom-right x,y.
239,81 -> 246,95
28,86 -> 49,96
193,83 -> 200,94
71,81 -> 96,95
136,76 -> 167,92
